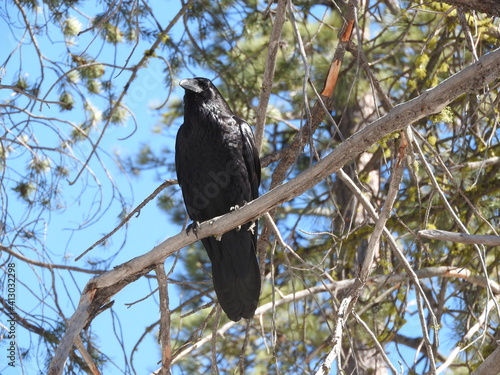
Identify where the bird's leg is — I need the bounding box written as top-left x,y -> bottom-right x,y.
186,221 -> 201,238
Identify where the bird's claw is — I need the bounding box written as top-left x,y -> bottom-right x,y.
231,201 -> 249,231
248,221 -> 256,234
230,201 -> 249,212
186,221 -> 201,238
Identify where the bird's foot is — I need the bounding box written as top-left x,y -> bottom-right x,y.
230,202 -> 247,231
248,221 -> 256,234
186,221 -> 201,238
230,200 -> 249,211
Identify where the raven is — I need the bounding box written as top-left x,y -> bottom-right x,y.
175,77 -> 261,321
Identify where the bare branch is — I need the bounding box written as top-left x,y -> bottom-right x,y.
155,263 -> 172,374
419,229 -> 500,246
254,0 -> 288,153
74,336 -> 102,375
448,156 -> 500,171
76,179 -> 178,260
0,245 -> 105,275
314,297 -> 351,375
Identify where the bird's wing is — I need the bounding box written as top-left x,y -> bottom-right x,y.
234,116 -> 261,200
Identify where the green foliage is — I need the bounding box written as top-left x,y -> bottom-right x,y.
59,91 -> 74,110
12,181 -> 36,202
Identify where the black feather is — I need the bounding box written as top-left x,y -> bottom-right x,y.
175,77 -> 261,321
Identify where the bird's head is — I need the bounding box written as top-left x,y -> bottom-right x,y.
179,77 -> 210,93
179,77 -> 233,116
180,77 -> 217,100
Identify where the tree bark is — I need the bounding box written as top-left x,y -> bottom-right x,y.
471,345 -> 500,375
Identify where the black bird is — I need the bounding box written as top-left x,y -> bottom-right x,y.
175,77 -> 261,321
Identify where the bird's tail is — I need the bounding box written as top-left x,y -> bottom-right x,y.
202,223 -> 261,321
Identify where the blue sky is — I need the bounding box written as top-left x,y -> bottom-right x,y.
0,1 -> 192,373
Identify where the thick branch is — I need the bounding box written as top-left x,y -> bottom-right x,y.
471,345 -> 500,375
48,47 -> 500,375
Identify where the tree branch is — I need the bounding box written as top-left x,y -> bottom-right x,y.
254,0 -> 288,153
155,263 -> 172,374
419,229 -> 500,246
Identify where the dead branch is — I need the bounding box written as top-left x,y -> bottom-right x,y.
419,229 -> 500,246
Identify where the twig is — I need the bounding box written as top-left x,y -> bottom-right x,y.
211,307 -> 221,375
75,179 -> 177,261
352,312 -> 399,375
448,156 -> 500,171
360,160 -> 404,282
0,245 -> 105,274
239,318 -> 253,374
0,84 -> 64,107
412,132 -> 500,316
337,168 -> 439,345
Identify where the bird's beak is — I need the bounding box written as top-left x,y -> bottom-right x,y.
179,79 -> 203,93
